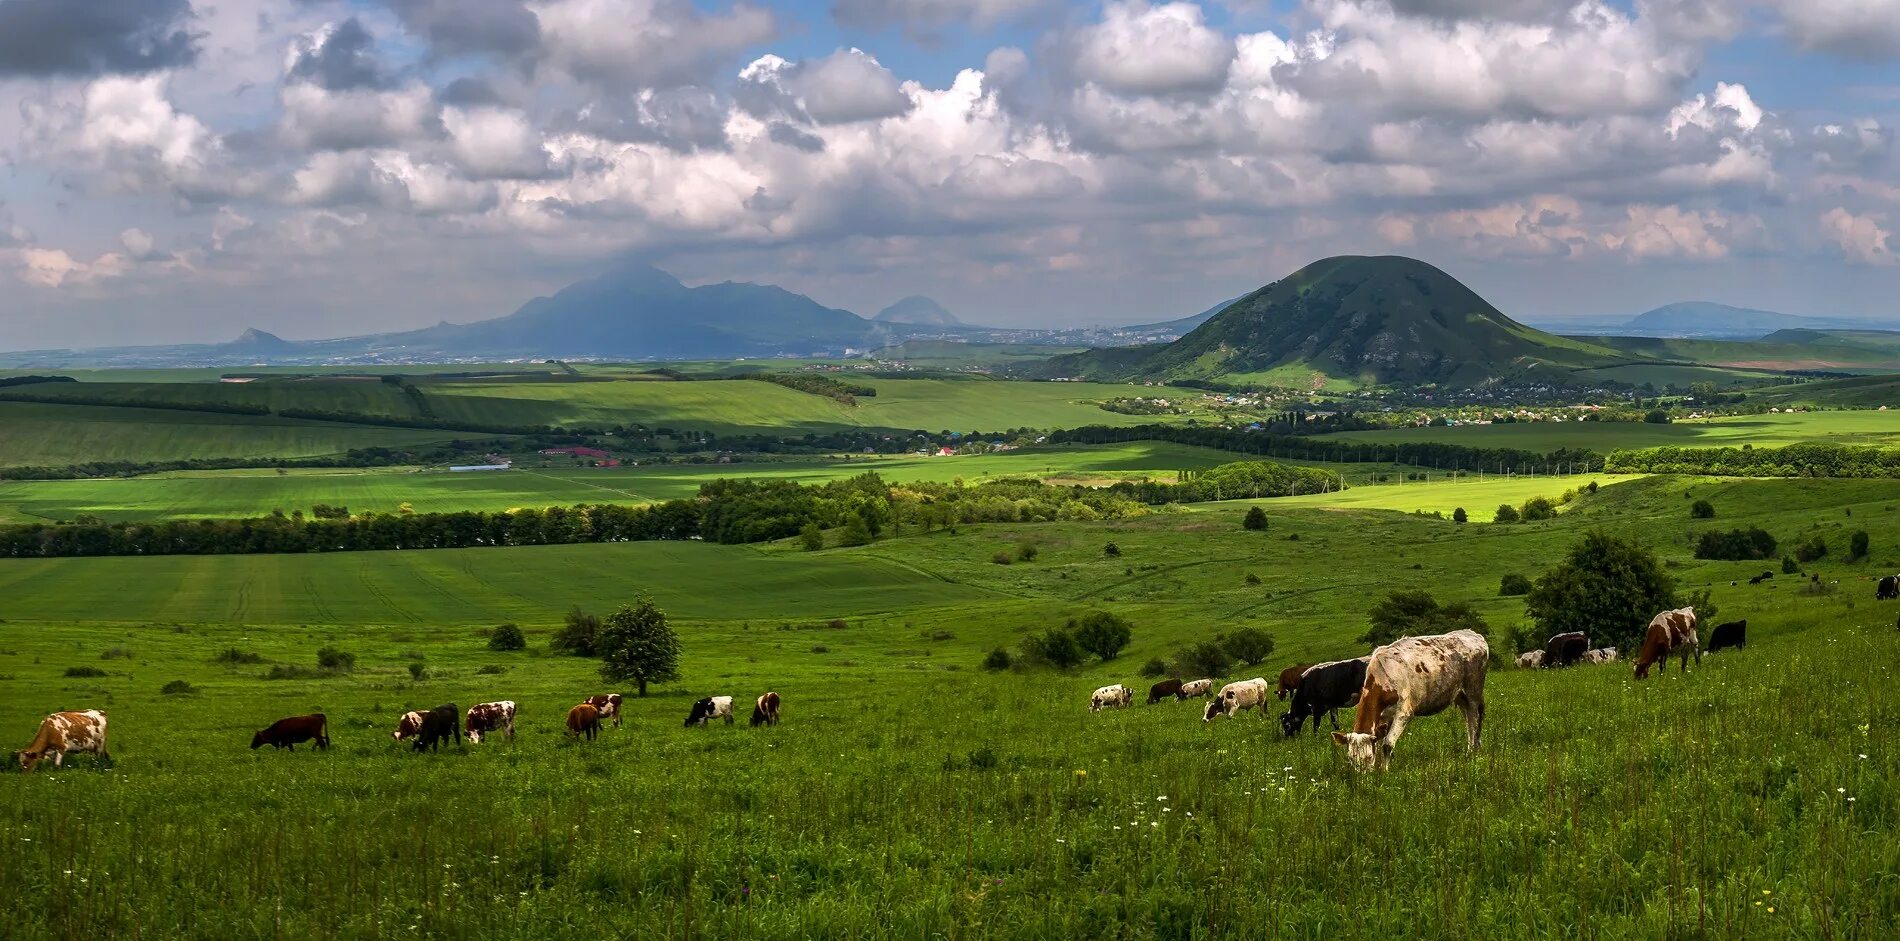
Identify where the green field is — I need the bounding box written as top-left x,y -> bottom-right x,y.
0,401 -> 483,468
1336,410 -> 1900,450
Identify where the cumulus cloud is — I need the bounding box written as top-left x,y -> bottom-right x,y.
533,0 -> 776,88
278,19 -> 440,151
443,105 -> 564,178
1667,81 -> 1763,137
0,0 -> 199,78
1820,207 -> 1894,265
1073,2 -> 1236,96
389,0 -> 541,61
738,50 -> 913,125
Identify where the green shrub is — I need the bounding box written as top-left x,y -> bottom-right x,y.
315,646 -> 355,673
100,647 -> 134,660
1782,555 -> 1799,574
991,551 -> 1013,565
1452,507 -> 1468,524
1137,657 -> 1168,678
408,662 -> 429,681
1794,534 -> 1828,564
1074,611 -> 1133,661
487,623 -> 527,651
160,679 -> 198,696
1103,542 -> 1121,557
1244,572 -> 1262,586
474,665 -> 508,675
1499,573 -> 1532,596
1518,497 -> 1557,522
1019,628 -> 1085,670
1850,530 -> 1869,561
1690,499 -> 1715,519
1694,527 -> 1778,561
1526,531 -> 1677,654
1360,590 -> 1488,646
1221,627 -> 1276,666
1494,503 -> 1520,524
1016,542 -> 1039,562
1243,507 -> 1268,530
981,648 -> 1012,671
1173,640 -> 1233,680
212,648 -> 264,665
799,523 -> 824,552
552,608 -> 601,657
63,666 -> 107,678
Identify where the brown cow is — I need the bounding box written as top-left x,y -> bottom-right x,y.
1634,607 -> 1700,679
585,694 -> 623,729
567,703 -> 602,741
15,710 -> 109,771
392,710 -> 425,742
252,714 -> 329,751
464,701 -> 516,744
750,691 -> 781,727
1275,663 -> 1314,700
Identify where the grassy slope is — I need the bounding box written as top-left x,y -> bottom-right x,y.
1332,410 -> 1900,450
0,476 -> 1895,936
0,402 -> 482,468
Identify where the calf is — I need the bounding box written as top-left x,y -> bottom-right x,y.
412,704 -> 460,752
1178,679 -> 1213,698
1514,650 -> 1544,669
685,696 -> 735,727
1280,658 -> 1369,737
14,710 -> 108,771
1146,679 -> 1183,704
1581,647 -> 1619,665
750,691 -> 781,727
567,703 -> 601,741
1203,678 -> 1270,721
392,710 -> 425,743
1542,631 -> 1588,669
1705,620 -> 1747,654
1332,630 -> 1488,772
586,694 -> 624,728
1877,575 -> 1897,601
252,714 -> 329,751
1634,607 -> 1700,679
465,701 -> 517,744
1090,685 -> 1133,712
1275,663 -> 1315,701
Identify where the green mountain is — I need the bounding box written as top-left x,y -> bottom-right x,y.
1043,255 -> 1624,387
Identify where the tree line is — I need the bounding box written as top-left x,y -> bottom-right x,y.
1605,443 -> 1900,478
1050,424 -> 1607,473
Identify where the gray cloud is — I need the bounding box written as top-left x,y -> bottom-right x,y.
287,18 -> 393,91
0,0 -> 199,77
388,0 -> 541,61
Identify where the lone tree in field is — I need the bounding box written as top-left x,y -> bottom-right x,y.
1524,530 -> 1677,653
1222,627 -> 1276,666
1074,611 -> 1133,661
1690,499 -> 1715,519
1243,507 -> 1268,531
1453,507 -> 1468,524
488,623 -> 526,651
598,598 -> 682,696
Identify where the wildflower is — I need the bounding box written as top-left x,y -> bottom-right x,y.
1156,795 -> 1167,801
1768,908 -> 1775,914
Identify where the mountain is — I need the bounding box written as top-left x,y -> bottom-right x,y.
873,296 -> 960,326
223,328 -> 294,353
1041,255 -> 1624,387
1623,302 -> 1808,339
1123,296 -> 1241,333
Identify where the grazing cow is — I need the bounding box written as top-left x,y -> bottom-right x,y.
1542,631 -> 1589,669
1203,677 -> 1271,721
392,710 -> 425,742
1146,679 -> 1184,704
251,714 -> 329,751
1749,572 -> 1773,586
1582,647 -> 1619,665
1705,620 -> 1747,654
14,710 -> 108,771
1877,575 -> 1898,601
1275,663 -> 1315,701
1332,630 -> 1488,772
685,696 -> 735,727
1090,685 -> 1133,712
1178,679 -> 1214,698
412,704 -> 459,752
1281,657 -> 1369,737
750,691 -> 781,727
1515,650 -> 1545,669
585,694 -> 624,728
566,703 -> 601,741
465,701 -> 517,744
1634,607 -> 1700,680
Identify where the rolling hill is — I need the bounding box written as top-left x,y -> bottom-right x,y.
1041,255 -> 1625,387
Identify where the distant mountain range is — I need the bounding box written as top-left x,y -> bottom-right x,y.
873,296 -> 960,326
1550,301 -> 1894,340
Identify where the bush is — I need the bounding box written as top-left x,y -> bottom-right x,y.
1505,622 -> 1541,656
1173,640 -> 1233,680
1518,497 -> 1557,522
1644,409 -> 1671,424
1782,555 -> 1800,574
100,647 -> 134,660
487,623 -> 527,651
982,647 -> 1013,671
160,679 -> 198,696
1494,503 -> 1520,524
1586,481 -> 1599,494
1017,542 -> 1039,562
1103,542 -> 1121,557
408,662 -> 429,681
1137,657 -> 1168,678
1074,611 -> 1133,661
1360,590 -> 1488,646
1243,507 -> 1268,530
475,665 -> 508,675
1525,530 -> 1677,654
1499,573 -> 1532,596
1019,628 -> 1085,670
838,515 -> 873,547
1452,507 -> 1468,524
991,551 -> 1014,565
799,523 -> 824,551
1851,530 -> 1869,561
264,665 -> 328,680
1222,627 -> 1276,666
315,646 -> 356,673
598,597 -> 682,696
212,648 -> 264,665
1244,572 -> 1262,585
64,666 -> 107,678
1694,527 -> 1778,561
811,645 -> 829,654
1794,533 -> 1828,564
1690,499 -> 1715,519
551,608 -> 601,657
827,618 -> 848,630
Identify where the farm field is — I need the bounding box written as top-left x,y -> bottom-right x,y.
1336,409 -> 1900,450
1,475 -> 1897,936
0,401 -> 485,469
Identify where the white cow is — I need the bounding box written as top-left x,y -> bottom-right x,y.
1582,647 -> 1619,665
1202,677 -> 1270,721
1333,629 -> 1489,771
1090,684 -> 1133,712
1514,650 -> 1544,669
685,696 -> 735,726
1178,678 -> 1214,698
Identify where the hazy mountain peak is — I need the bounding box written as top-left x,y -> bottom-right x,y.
874,296 -> 960,325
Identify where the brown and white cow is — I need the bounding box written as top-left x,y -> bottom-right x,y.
585,694 -> 623,729
1332,630 -> 1488,772
1582,647 -> 1619,665
15,710 -> 108,771
465,701 -> 516,744
1203,677 -> 1270,721
567,703 -> 602,741
1089,685 -> 1133,712
750,691 -> 781,727
1634,607 -> 1700,679
392,710 -> 425,742
1514,650 -> 1544,669
1178,678 -> 1214,698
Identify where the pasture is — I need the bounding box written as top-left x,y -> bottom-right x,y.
0,402 -> 482,469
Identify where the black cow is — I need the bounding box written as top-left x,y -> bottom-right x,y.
251,714 -> 329,751
1147,679 -> 1184,704
1543,631 -> 1588,669
1280,658 -> 1368,737
1877,575 -> 1898,601
1705,620 -> 1747,653
413,703 -> 459,752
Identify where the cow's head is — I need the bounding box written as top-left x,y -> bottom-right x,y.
250,730 -> 268,749
1279,712 -> 1301,738
1331,731 -> 1389,771
13,750 -> 33,771
1202,700 -> 1223,722
685,699 -> 711,727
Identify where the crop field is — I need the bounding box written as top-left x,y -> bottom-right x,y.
1336,409 -> 1900,451
1,475 -> 1897,937
0,402 -> 483,469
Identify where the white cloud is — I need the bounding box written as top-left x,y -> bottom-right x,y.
1667,81 -> 1763,138
533,0 -> 776,87
738,49 -> 914,125
444,105 -> 563,179
1073,2 -> 1236,96
279,81 -> 441,151
1820,207 -> 1894,265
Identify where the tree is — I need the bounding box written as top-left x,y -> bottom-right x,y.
1519,497 -> 1557,521
598,598 -> 681,696
1074,612 -> 1133,661
551,607 -> 601,657
1524,531 -> 1677,654
1794,533 -> 1828,564
1360,590 -> 1488,646
1644,409 -> 1671,424
1173,640 -> 1233,680
1499,573 -> 1532,596
1452,507 -> 1468,524
838,515 -> 873,547
1690,499 -> 1715,519
1020,627 -> 1085,670
1243,506 -> 1268,531
1782,555 -> 1799,574
1694,528 -> 1777,561
488,623 -> 527,651
1850,530 -> 1869,561
799,523 -> 823,551
1222,627 -> 1276,665
1494,503 -> 1520,524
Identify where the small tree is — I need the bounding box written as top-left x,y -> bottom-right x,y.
1103,542 -> 1121,558
1499,573 -> 1532,596
552,607 -> 602,657
838,515 -> 873,547
1643,409 -> 1671,424
1222,627 -> 1276,666
1137,657 -> 1168,678
1452,507 -> 1468,524
981,647 -> 1013,671
1020,627 -> 1085,670
1519,497 -> 1557,522
1524,530 -> 1677,654
1017,541 -> 1039,562
1690,499 -> 1715,519
1360,590 -> 1487,646
488,623 -> 527,651
1243,507 -> 1268,531
1074,611 -> 1133,661
1782,555 -> 1799,574
1850,530 -> 1870,561
598,598 -> 682,697
1494,503 -> 1520,524
1174,640 -> 1233,680
799,523 -> 824,552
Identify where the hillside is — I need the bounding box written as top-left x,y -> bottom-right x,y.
1043,255 -> 1624,387
872,296 -> 960,326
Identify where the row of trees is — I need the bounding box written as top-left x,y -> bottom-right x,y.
1052,424 -> 1607,474
1605,443 -> 1900,478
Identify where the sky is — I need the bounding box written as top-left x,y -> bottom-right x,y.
0,0 -> 1897,349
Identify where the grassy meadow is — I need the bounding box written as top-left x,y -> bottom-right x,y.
0,401 -> 483,469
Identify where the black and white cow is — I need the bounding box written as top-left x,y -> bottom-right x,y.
685,696 -> 734,727
1877,575 -> 1898,601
